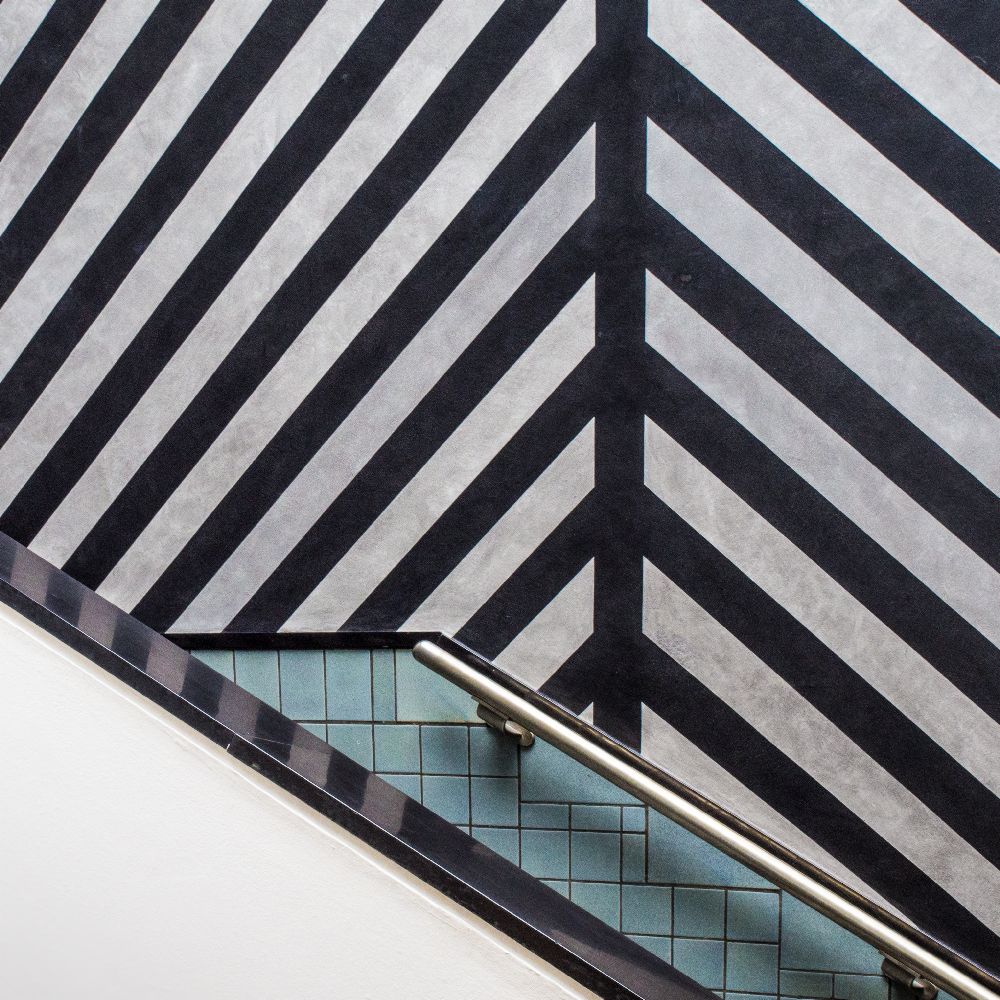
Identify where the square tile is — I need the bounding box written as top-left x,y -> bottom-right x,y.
541,879 -> 569,897
194,649 -> 234,680
781,895 -> 883,973
373,724 -> 420,773
675,887 -> 725,938
726,942 -> 778,994
781,971 -> 834,997
381,772 -> 421,800
628,935 -> 671,963
521,739 -> 639,804
623,806 -> 646,832
572,805 -> 621,830
372,649 -> 396,721
469,725 -> 518,776
727,994 -> 776,1000
673,939 -> 725,989
834,975 -> 889,1000
571,881 -> 620,928
421,725 -> 469,774
234,650 -> 280,709
278,649 -> 325,719
327,723 -> 373,770
299,723 -> 326,740
470,776 -> 518,826
326,650 -> 372,721
521,829 -> 569,880
570,831 -> 620,881
622,832 -> 646,882
422,775 -> 470,824
522,803 -> 569,829
471,826 -> 519,864
621,884 -> 671,935
727,890 -> 779,942
395,650 -> 478,722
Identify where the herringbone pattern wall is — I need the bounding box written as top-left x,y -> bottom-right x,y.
1,0 -> 998,971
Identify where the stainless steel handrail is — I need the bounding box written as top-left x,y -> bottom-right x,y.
413,638 -> 1000,1000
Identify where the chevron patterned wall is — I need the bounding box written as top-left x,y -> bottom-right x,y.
1,0 -> 998,972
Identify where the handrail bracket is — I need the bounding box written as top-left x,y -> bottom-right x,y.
881,956 -> 939,1000
476,703 -> 535,747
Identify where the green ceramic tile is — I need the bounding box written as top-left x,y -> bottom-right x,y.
194,649 -> 234,680
781,895 -> 883,973
470,776 -> 518,826
727,890 -> 779,942
781,971 -> 834,997
372,649 -> 396,721
327,723 -> 373,769
373,724 -> 420,773
469,725 -> 518,776
235,650 -> 280,709
628,935 -> 671,963
675,887 -> 725,938
395,650 -> 478,722
521,829 -> 569,879
325,650 -> 372,721
621,884 -> 671,935
278,649 -> 325,719
834,975 -> 889,1000
727,994 -> 776,1000
571,881 -> 620,928
622,832 -> 646,882
471,825 -> 519,864
382,772 -> 421,800
726,942 -> 778,994
522,803 -> 569,828
648,812 -> 771,889
541,879 -> 569,897
521,739 -> 639,804
298,723 -> 326,740
571,831 -> 620,881
623,806 -> 646,832
572,804 -> 621,830
422,774 -> 470,824
673,939 -> 725,989
421,725 -> 469,774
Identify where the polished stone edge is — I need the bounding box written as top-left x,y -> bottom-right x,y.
0,533 -> 709,1000
168,630 -> 436,650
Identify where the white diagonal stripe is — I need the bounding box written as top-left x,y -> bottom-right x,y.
646,120 -> 1000,498
405,421 -> 594,632
0,0 -> 270,379
285,279 -> 595,629
643,559 -> 1000,933
645,268 -> 1000,650
645,409 -> 1000,798
0,0 -> 54,85
800,0 -> 1000,169
0,0 -> 157,235
0,0 -> 381,513
173,135 -> 593,631
30,0 -> 507,565
496,561 -> 594,689
95,0 -> 596,611
640,707 -> 901,916
648,0 -> 1000,335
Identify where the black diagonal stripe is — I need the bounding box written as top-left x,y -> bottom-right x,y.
0,0 -> 214,306
62,38 -> 593,593
142,221 -> 595,631
643,347 -> 1000,723
536,634 -> 603,715
699,0 -> 1000,250
341,357 -> 596,632
644,42 -> 1000,418
0,0 -> 330,444
898,0 -> 1000,85
641,482 -> 1000,868
457,497 -> 596,658
634,629 -> 1000,974
0,0 -> 104,157
643,201 -> 1000,573
0,0 -> 446,543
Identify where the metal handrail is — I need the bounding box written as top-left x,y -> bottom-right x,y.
413,637 -> 1000,1000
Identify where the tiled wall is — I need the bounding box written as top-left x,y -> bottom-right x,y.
193,646 -> 920,1000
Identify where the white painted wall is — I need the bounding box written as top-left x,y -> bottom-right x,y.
0,602 -> 597,1000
